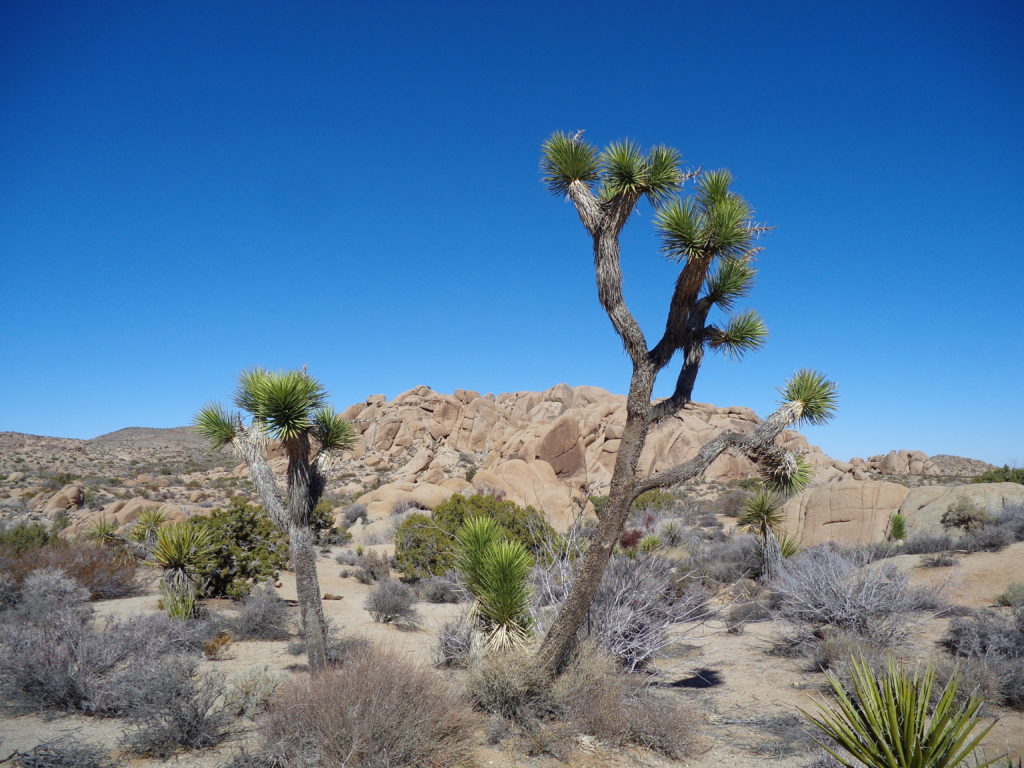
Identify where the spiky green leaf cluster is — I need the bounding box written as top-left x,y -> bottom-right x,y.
800,657 -> 999,768
541,131 -> 600,196
780,369 -> 839,426
760,452 -> 815,495
235,368 -> 327,442
655,170 -> 758,263
85,516 -> 119,546
312,407 -> 357,454
705,257 -> 756,310
127,507 -> 167,543
149,522 -> 216,590
707,310 -> 768,359
193,404 -> 240,449
738,491 -> 784,541
455,516 -> 534,651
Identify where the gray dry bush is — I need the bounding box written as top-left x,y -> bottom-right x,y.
364,578 -> 419,626
943,605 -> 1024,709
534,534 -> 709,670
436,613 -> 474,668
335,550 -> 358,566
230,582 -> 291,640
341,503 -> 368,528
120,653 -> 233,757
417,574 -> 461,603
5,738 -> 115,768
0,596 -> 215,714
247,643 -> 476,768
14,568 -> 90,624
466,643 -> 694,759
773,546 -> 932,652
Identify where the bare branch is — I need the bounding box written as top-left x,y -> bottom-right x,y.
632,401 -> 802,497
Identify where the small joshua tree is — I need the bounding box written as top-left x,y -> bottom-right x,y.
536,131 -> 838,674
738,490 -> 788,582
195,368 -> 356,671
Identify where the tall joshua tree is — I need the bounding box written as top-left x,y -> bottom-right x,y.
535,132 -> 838,675
194,368 -> 356,672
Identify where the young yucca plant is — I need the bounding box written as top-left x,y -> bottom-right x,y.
159,583 -> 199,621
149,522 -> 216,592
84,515 -> 120,547
800,656 -> 1001,768
128,507 -> 167,544
455,517 -> 534,651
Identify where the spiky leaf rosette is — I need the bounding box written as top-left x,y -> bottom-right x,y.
127,507 -> 167,543
194,404 -> 241,449
476,538 -> 534,652
759,451 -> 814,495
455,516 -> 503,599
707,310 -> 768,359
780,369 -> 839,426
738,491 -> 784,540
541,131 -> 599,196
85,515 -> 119,546
311,407 -> 356,454
149,522 -> 216,590
234,369 -> 327,442
800,657 -> 999,768
705,257 -> 756,310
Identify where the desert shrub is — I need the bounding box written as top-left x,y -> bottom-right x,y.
944,606 -> 1024,660
396,494 -> 554,579
341,502 -> 368,528
335,549 -> 358,566
204,630 -> 231,659
902,532 -> 956,554
418,575 -> 461,603
994,503 -> 1024,541
126,507 -> 166,544
16,568 -> 89,624
685,533 -> 759,584
714,489 -> 753,517
961,524 -> 1014,552
0,521 -> 51,552
364,579 -> 418,626
226,666 -> 282,718
941,497 -> 991,533
231,582 -> 291,640
658,519 -> 685,546
251,644 -> 475,768
618,528 -> 644,550
812,629 -> 890,679
774,546 -> 926,649
726,599 -> 773,633
889,513 -> 906,541
535,546 -> 708,670
973,466 -> 1024,485
921,551 -> 959,568
355,550 -> 390,581
120,654 -> 233,757
0,541 -> 138,600
632,488 -> 676,512
931,655 -> 1006,708
436,614 -> 473,668
466,649 -> 552,724
189,498 -> 289,599
0,571 -> 17,609
996,582 -> 1024,607
6,738 -> 114,768
0,609 -> 213,714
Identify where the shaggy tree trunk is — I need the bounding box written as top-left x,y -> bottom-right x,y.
760,529 -> 783,583
289,521 -> 329,671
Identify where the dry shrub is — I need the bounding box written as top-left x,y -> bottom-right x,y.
225,666 -> 282,718
467,644 -> 696,759
204,631 -> 232,659
7,738 -> 114,768
255,644 -> 476,768
231,582 -> 291,640
436,614 -> 473,668
364,579 -> 418,627
0,542 -> 138,600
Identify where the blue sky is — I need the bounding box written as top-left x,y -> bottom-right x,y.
1,1 -> 1021,466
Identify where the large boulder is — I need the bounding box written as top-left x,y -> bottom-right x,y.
901,483 -> 1024,536
783,481 -> 911,546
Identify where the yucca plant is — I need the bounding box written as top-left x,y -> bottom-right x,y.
535,130 -> 838,675
739,491 -> 793,582
159,583 -> 199,621
84,515 -> 120,547
127,507 -> 167,545
800,656 -> 1000,768
149,521 -> 215,591
455,517 -> 534,651
195,368 -> 356,672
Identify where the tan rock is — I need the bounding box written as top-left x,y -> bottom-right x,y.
900,483 -> 1024,536
410,483 -> 453,510
783,481 -> 911,546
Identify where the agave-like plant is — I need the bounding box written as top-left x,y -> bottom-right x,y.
159,583 -> 199,621
455,516 -> 534,651
149,522 -> 215,592
128,507 -> 167,544
800,656 -> 1001,768
84,515 -> 120,547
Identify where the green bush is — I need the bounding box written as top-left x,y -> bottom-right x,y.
889,513 -> 907,541
189,498 -> 289,600
973,465 -> 1024,485
941,497 -> 991,533
632,489 -> 676,512
0,522 -> 50,553
395,494 -> 553,579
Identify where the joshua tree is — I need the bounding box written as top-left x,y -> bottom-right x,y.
535,132 -> 838,675
738,490 -> 786,582
194,368 -> 356,671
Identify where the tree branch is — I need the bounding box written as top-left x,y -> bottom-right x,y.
566,180 -> 603,234
231,425 -> 287,529
632,401 -> 802,497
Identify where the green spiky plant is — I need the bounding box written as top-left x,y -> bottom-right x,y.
890,513 -> 907,542
455,517 -> 534,652
535,131 -> 838,675
194,368 -> 356,672
84,515 -> 120,547
149,522 -> 216,591
801,656 -> 1001,768
128,507 -> 167,545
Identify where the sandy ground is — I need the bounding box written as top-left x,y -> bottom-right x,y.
2,542 -> 1023,766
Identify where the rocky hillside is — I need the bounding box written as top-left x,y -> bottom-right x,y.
0,384 -> 1011,544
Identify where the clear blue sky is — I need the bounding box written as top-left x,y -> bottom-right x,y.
2,1 -> 1021,466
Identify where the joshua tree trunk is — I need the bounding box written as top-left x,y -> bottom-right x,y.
288,522 -> 329,670
760,529 -> 782,583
